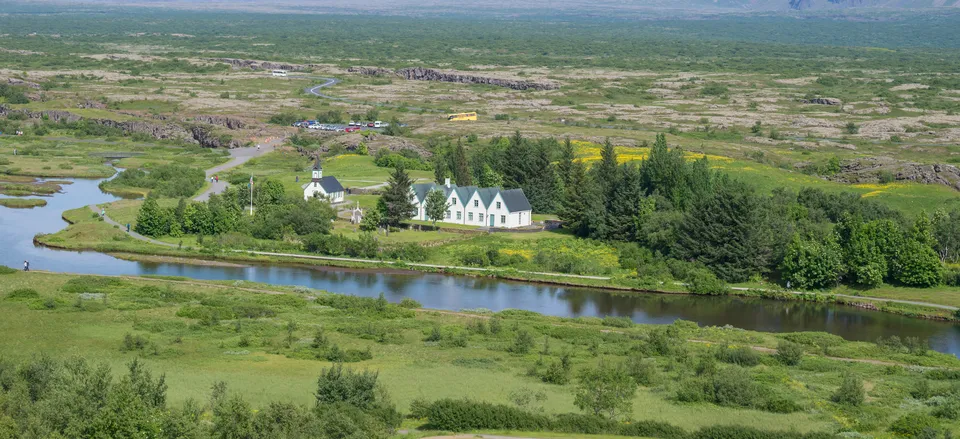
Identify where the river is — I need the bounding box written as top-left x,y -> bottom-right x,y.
2,175 -> 960,356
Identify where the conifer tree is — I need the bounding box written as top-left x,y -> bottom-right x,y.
379,165 -> 417,227
451,139 -> 472,186
134,196 -> 167,237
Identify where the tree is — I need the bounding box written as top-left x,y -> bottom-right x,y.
673,175 -> 770,282
558,160 -> 601,238
424,189 -> 449,227
640,133 -> 692,208
894,240 -> 943,287
477,164 -> 503,188
134,196 -> 167,237
573,361 -> 637,419
780,233 -> 844,290
775,340 -> 805,366
840,216 -> 888,288
378,165 -> 417,227
832,373 -> 865,406
360,207 -> 383,232
933,208 -> 960,263
451,139 -> 472,186
557,136 -> 577,190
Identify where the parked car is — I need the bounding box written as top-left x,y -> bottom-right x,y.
374,121 -> 382,128
367,122 -> 375,127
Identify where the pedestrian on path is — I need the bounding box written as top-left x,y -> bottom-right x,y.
126,223 -> 130,232
100,208 -> 105,218
23,260 -> 29,272
215,175 -> 219,183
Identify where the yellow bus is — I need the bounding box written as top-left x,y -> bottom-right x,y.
447,112 -> 477,121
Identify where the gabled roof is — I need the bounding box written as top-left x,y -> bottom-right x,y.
477,187 -> 499,209
313,157 -> 322,171
501,188 -> 531,212
454,186 -> 478,206
303,177 -> 344,194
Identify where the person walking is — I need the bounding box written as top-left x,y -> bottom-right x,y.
23,260 -> 29,272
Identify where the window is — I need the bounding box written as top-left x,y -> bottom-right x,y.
468,212 -> 473,221
445,211 -> 451,219
452,197 -> 457,205
500,215 -> 506,224
474,200 -> 479,207
496,202 -> 502,209
479,213 -> 484,223
456,211 -> 462,220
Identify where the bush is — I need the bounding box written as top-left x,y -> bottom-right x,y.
619,420 -> 689,439
601,316 -> 633,328
625,355 -> 660,386
685,269 -> 729,295
60,276 -> 124,293
715,345 -> 761,367
832,373 -> 865,406
693,425 -> 833,439
398,298 -> 421,309
775,340 -> 805,366
888,413 -> 940,437
712,367 -> 762,408
425,399 -> 550,432
509,330 -> 535,354
5,288 -> 40,301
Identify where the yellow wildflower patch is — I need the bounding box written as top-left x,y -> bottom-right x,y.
499,249 -> 533,260
862,190 -> 885,198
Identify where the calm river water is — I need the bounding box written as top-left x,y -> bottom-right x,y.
2,176 -> 960,355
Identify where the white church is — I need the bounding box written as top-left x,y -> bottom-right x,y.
410,178 -> 533,228
302,158 -> 345,203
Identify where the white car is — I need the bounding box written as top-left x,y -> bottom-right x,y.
374,121 -> 382,128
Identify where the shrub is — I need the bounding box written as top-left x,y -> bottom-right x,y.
5,288 -> 40,301
425,399 -> 550,432
601,316 -> 633,328
693,425 -> 833,439
323,345 -> 373,363
509,330 -> 535,354
888,412 -> 939,437
832,373 -> 865,406
625,355 -> 660,386
61,276 -> 124,293
715,345 -> 761,367
712,367 -> 762,408
619,420 -> 689,439
685,269 -> 729,295
0,265 -> 16,275
775,340 -> 805,366
398,298 -> 421,309
121,333 -> 149,351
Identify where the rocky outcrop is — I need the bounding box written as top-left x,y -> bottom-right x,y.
96,119 -> 195,142
349,66 -> 559,91
188,115 -> 247,130
0,106 -> 82,123
347,67 -> 394,76
801,97 -> 842,106
6,78 -> 41,90
830,157 -> 960,191
78,99 -> 107,109
213,58 -> 307,71
189,125 -> 243,148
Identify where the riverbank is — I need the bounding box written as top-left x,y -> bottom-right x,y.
0,198 -> 47,208
1,270 -> 958,438
35,208 -> 960,323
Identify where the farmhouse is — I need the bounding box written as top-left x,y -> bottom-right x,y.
410,178 -> 532,228
302,158 -> 345,203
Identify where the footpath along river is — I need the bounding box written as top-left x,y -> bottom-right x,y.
2,175 -> 960,355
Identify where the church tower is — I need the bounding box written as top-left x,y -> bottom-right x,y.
312,157 -> 322,182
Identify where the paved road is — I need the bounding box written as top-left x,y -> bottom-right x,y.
193,139 -> 280,202
87,205 -> 176,248
297,75 -> 443,114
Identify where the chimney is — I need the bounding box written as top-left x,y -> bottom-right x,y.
444,178 -> 451,188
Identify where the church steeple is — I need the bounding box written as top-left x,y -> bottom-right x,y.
312,157 -> 322,182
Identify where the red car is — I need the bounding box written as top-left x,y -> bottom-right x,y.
345,127 -> 360,133
367,122 -> 375,127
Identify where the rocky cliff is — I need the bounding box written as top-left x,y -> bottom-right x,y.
831,156 -> 960,191
348,66 -> 559,91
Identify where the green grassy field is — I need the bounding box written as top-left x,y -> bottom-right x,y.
3,271 -> 957,436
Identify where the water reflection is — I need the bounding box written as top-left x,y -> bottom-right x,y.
2,176 -> 960,355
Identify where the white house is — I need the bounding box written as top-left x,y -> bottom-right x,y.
410,178 -> 533,228
302,158 -> 345,203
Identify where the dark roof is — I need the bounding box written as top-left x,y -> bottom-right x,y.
411,183 -> 435,203
454,186 -> 478,207
477,187 -> 499,208
318,176 -> 344,194
500,188 -> 531,212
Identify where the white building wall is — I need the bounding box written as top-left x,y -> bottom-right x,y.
463,192 -> 487,227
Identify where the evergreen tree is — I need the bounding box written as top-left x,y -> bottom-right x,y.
525,142 -> 560,213
379,165 -> 417,227
451,139 -> 472,186
173,198 -> 187,230
134,196 -> 166,237
673,175 -> 770,282
424,189 -> 449,227
640,133 -> 692,208
432,149 -> 449,184
605,164 -> 643,242
559,160 -> 598,238
557,136 -> 577,189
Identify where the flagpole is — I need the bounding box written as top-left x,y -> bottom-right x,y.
249,175 -> 253,216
